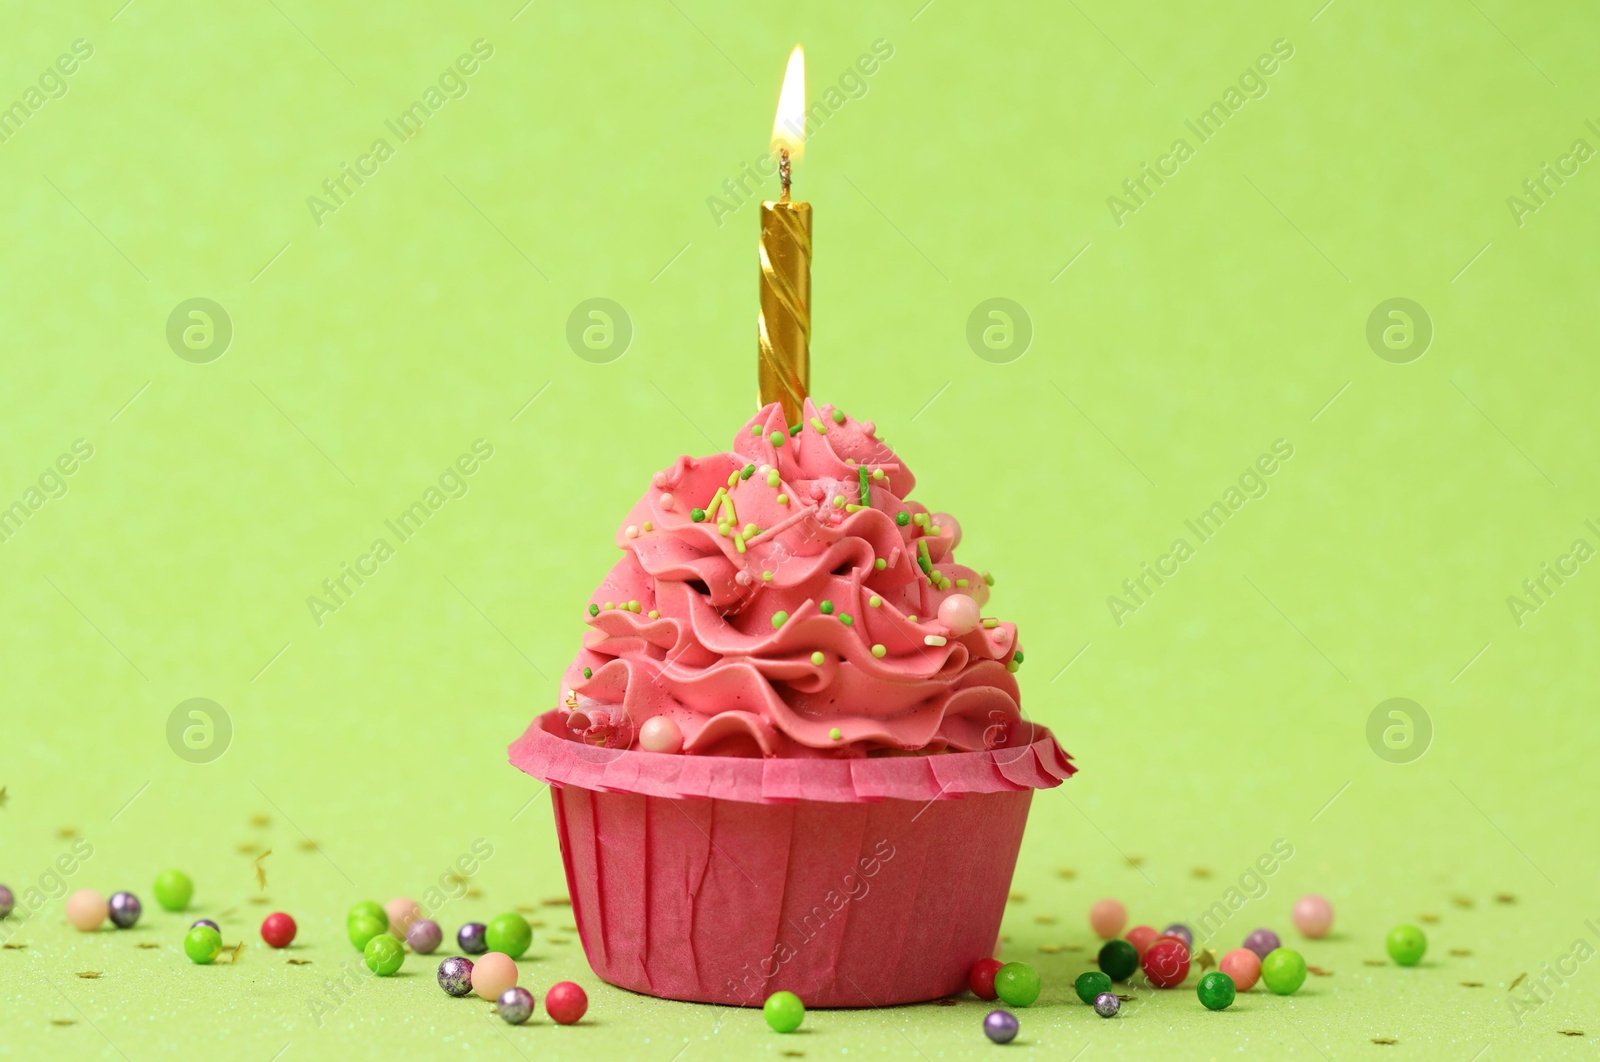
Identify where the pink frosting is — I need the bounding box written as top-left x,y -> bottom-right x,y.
562,399 -> 1024,758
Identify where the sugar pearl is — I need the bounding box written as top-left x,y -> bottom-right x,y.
639,716 -> 683,754
937,594 -> 981,635
1089,898 -> 1126,939
1293,894 -> 1333,938
385,897 -> 422,937
1220,948 -> 1261,991
473,952 -> 519,1000
67,889 -> 107,931
625,525 -> 638,539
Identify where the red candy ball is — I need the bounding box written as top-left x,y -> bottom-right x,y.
260,912 -> 297,949
1125,925 -> 1159,957
545,981 -> 588,1025
968,957 -> 1003,1001
1141,936 -> 1191,988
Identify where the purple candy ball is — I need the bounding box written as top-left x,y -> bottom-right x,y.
983,1009 -> 1019,1044
407,918 -> 443,955
108,891 -> 142,929
1163,923 -> 1194,948
1243,928 -> 1282,960
190,919 -> 219,932
457,921 -> 488,955
498,985 -> 536,1025
1093,991 -> 1121,1018
437,956 -> 475,997
0,885 -> 14,919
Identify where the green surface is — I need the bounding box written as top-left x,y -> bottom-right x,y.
2,1 -> 1598,1059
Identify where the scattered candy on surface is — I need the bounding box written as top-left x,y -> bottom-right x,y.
1260,948 -> 1307,994
364,933 -> 405,976
639,716 -> 684,753
66,889 -> 107,931
1220,948 -> 1262,991
994,961 -> 1041,1007
498,985 -> 536,1025
190,919 -> 219,932
545,981 -> 588,1025
473,952 -> 518,1000
347,901 -> 387,929
1125,925 -> 1159,957
0,884 -> 13,919
152,869 -> 193,913
1162,923 -> 1194,948
1293,894 -> 1334,939
763,990 -> 805,1033
437,956 -> 474,997
1242,927 -> 1281,960
1074,971 -> 1112,1005
260,912 -> 296,949
1089,898 -> 1126,940
348,913 -> 387,951
983,1009 -> 1019,1044
184,925 -> 223,965
1098,939 -> 1139,982
1141,936 -> 1191,988
1197,970 -> 1236,1010
1093,991 -> 1121,1018
407,919 -> 443,955
458,922 -> 489,955
486,913 -> 533,959
1386,924 -> 1427,966
968,957 -> 1003,1000
384,897 -> 422,938
107,891 -> 142,929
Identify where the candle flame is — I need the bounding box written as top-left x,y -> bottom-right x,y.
770,45 -> 805,161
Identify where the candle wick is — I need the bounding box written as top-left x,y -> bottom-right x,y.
779,149 -> 791,201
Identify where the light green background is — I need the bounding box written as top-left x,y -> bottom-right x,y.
2,0 -> 1597,1058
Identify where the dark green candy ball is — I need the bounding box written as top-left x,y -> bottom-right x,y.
1098,939 -> 1139,982
1197,970 -> 1236,1010
1074,970 -> 1113,1005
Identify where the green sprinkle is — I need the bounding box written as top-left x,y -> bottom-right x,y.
582,667 -> 592,679
810,651 -> 825,666
956,578 -> 969,587
770,431 -> 786,447
776,493 -> 789,504
772,611 -> 788,629
1013,651 -> 1024,665
858,467 -> 870,506
648,610 -> 660,619
914,512 -> 929,527
604,601 -> 614,610
840,614 -> 853,626
871,468 -> 884,481
981,617 -> 999,629
810,416 -> 827,434
1007,660 -> 1020,673
820,600 -> 834,615
734,534 -> 746,553
762,570 -> 774,582
743,523 -> 757,537
869,595 -> 882,607
871,644 -> 887,658
690,508 -> 706,522
983,571 -> 995,586
750,423 -> 762,436
873,558 -> 887,571
930,569 -> 943,582
789,422 -> 803,436
741,464 -> 755,479
832,495 -> 846,508
908,615 -> 918,623
896,511 -> 910,526
829,726 -> 842,740
727,471 -> 739,487
588,604 -> 600,617
767,471 -> 780,487
831,408 -> 846,424
628,600 -> 640,612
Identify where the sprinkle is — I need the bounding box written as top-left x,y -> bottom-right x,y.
628,601 -> 640,612
772,611 -> 789,629
820,601 -> 834,615
750,424 -> 762,436
930,569 -> 943,582
840,614 -> 853,625
873,558 -> 886,571
924,635 -> 947,646
690,508 -> 706,522
718,522 -> 731,535
956,578 -> 969,587
1007,660 -> 1020,673
831,408 -> 846,424
1013,651 -> 1024,664
776,493 -> 788,504
811,651 -> 825,666
869,596 -> 882,607
809,417 -> 827,434
981,617 -> 998,628
770,431 -> 786,447
734,534 -> 746,553
743,523 -> 757,537
625,525 -> 638,538
588,604 -> 600,617
647,610 -> 660,619
829,726 -> 843,739
762,571 -> 774,582
871,644 -> 887,658
917,541 -> 932,575
913,512 -> 929,527
767,471 -> 780,487
845,504 -> 867,512
983,571 -> 995,586
582,668 -> 592,679
908,615 -> 918,623
741,464 -> 755,479
642,521 -> 653,532
788,423 -> 803,436
896,511 -> 910,526
604,602 -> 614,610
871,468 -> 884,480
858,467 -> 870,506
728,472 -> 739,487
832,495 -> 846,508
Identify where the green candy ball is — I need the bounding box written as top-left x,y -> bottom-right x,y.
994,961 -> 1041,1007
152,869 -> 194,913
348,913 -> 387,951
364,932 -> 404,976
1260,948 -> 1308,995
1074,970 -> 1113,1005
346,901 -> 387,930
485,912 -> 533,959
184,925 -> 222,965
1098,939 -> 1139,982
1197,970 -> 1236,1010
763,990 -> 805,1033
1386,924 -> 1427,967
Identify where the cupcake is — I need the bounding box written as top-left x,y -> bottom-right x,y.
510,398 -> 1072,1006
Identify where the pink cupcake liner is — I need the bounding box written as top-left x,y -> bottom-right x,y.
509,710 -> 1073,1006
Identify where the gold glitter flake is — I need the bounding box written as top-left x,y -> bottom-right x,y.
76,971 -> 101,979
1509,972 -> 1528,991
1418,913 -> 1440,924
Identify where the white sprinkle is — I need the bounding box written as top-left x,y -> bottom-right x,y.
659,493 -> 675,509
625,525 -> 639,539
924,635 -> 947,647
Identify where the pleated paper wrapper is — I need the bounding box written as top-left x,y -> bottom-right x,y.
509,710 -> 1074,1006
